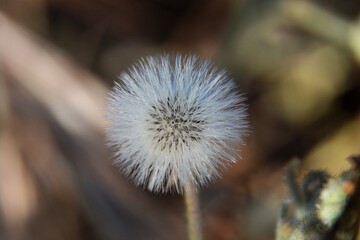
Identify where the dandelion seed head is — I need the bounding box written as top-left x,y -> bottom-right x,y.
106,54 -> 247,193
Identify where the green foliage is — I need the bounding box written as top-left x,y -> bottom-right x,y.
276,156 -> 360,240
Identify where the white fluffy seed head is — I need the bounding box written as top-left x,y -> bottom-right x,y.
106,54 -> 248,194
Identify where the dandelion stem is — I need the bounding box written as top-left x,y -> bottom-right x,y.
184,185 -> 202,240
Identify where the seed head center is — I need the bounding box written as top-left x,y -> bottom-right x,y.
147,97 -> 206,151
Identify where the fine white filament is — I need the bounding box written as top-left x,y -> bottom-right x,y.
106,54 -> 247,193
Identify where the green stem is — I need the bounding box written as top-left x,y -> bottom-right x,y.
184,185 -> 202,240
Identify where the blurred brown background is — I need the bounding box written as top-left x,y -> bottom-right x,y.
1,0 -> 360,239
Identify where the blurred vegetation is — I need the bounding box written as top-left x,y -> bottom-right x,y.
277,157 -> 360,240
0,0 -> 360,240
